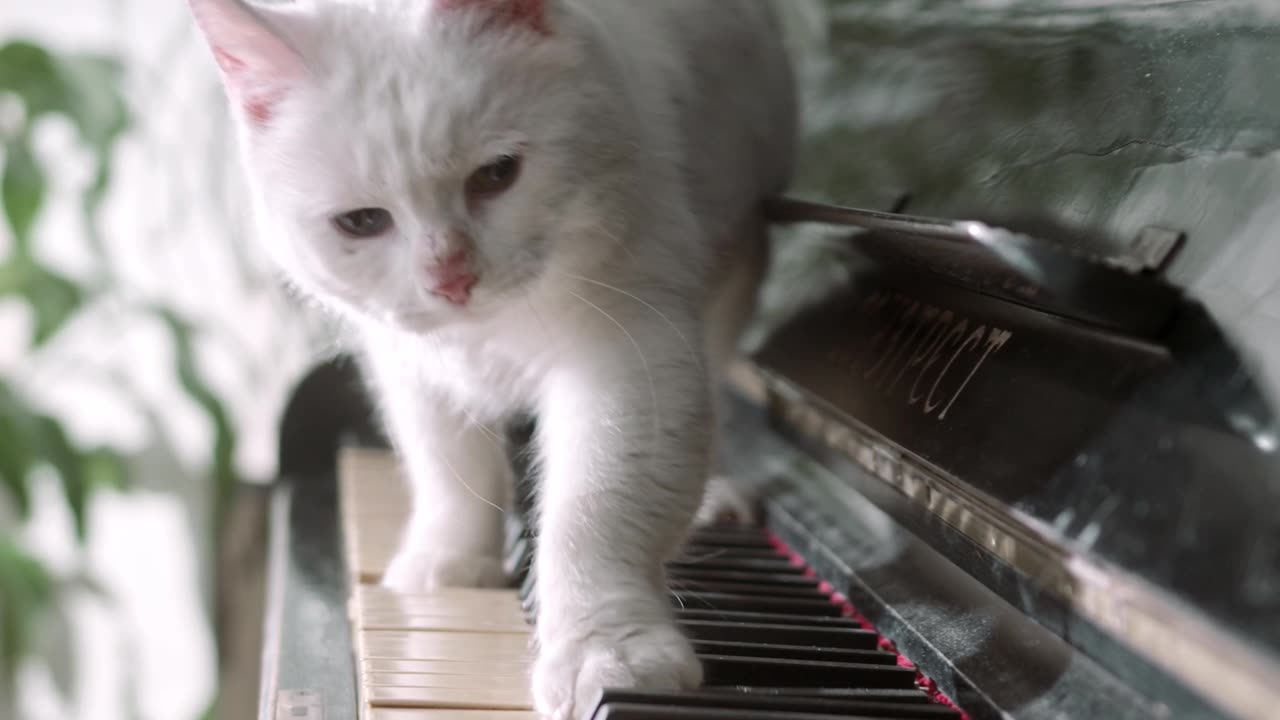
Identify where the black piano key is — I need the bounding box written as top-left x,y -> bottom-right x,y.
685,529 -> 777,549
676,547 -> 795,562
703,687 -> 936,704
672,592 -> 842,617
700,655 -> 918,689
524,586 -> 842,618
590,691 -> 959,720
668,558 -> 803,574
669,580 -> 829,599
678,619 -> 879,650
504,537 -> 532,580
690,639 -> 898,665
666,569 -> 823,588
673,608 -> 862,628
593,704 -> 917,720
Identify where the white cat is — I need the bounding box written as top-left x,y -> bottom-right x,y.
188,0 -> 796,716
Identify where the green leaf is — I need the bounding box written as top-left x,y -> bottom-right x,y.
50,54 -> 128,264
0,41 -> 64,120
2,137 -> 43,252
30,416 -> 90,540
0,41 -> 129,264
0,259 -> 84,347
48,55 -> 128,154
0,536 -> 54,692
0,42 -> 128,144
24,264 -> 83,346
0,403 -> 33,518
81,448 -> 126,492
0,379 -> 126,541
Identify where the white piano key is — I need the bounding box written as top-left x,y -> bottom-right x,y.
364,673 -> 530,689
365,685 -> 532,711
367,708 -> 537,720
358,631 -> 533,662
357,614 -> 530,634
340,449 -> 540,715
362,659 -> 531,676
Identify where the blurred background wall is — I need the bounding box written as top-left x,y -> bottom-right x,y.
0,2 -> 316,719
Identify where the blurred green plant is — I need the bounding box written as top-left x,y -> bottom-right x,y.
0,37 -> 130,714
0,38 -> 241,716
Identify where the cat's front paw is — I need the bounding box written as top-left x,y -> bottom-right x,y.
693,475 -> 757,527
533,622 -> 701,720
381,549 -> 506,592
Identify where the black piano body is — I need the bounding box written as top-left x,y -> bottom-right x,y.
253,3 -> 1280,719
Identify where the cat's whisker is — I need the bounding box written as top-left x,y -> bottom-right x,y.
670,547 -> 731,564
666,577 -> 702,594
667,584 -> 711,605
594,223 -> 639,264
667,580 -> 689,610
556,271 -> 702,373
437,450 -> 506,514
565,289 -> 662,444
464,408 -> 508,450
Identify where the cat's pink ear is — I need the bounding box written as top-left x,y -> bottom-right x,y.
435,0 -> 551,35
189,0 -> 308,125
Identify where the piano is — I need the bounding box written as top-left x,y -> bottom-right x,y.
247,3 -> 1280,719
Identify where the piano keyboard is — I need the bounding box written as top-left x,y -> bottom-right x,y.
339,447 -> 965,720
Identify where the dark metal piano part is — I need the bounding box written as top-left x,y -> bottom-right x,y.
590,690 -> 958,720
763,196 -> 1185,339
260,359 -> 384,720
747,205 -> 1280,718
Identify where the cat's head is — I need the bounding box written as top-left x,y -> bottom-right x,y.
191,0 -> 610,331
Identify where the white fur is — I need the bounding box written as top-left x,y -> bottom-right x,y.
190,0 -> 796,716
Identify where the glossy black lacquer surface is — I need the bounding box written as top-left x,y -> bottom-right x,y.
754,234 -> 1280,655
756,4 -> 1280,714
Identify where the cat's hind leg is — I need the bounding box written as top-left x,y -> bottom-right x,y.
368,365 -> 512,591
381,414 -> 512,591
694,214 -> 770,527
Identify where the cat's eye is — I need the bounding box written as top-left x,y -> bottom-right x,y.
332,208 -> 394,238
465,155 -> 522,199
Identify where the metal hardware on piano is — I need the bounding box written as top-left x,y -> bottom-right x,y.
246,4 -> 1280,719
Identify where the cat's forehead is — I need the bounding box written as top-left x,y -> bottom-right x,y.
259,6 -> 579,205
298,7 -> 575,168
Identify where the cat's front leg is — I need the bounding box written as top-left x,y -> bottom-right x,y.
532,344 -> 710,719
378,398 -> 512,592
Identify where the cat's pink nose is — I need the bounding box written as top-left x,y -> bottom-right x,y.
424,251 -> 477,306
